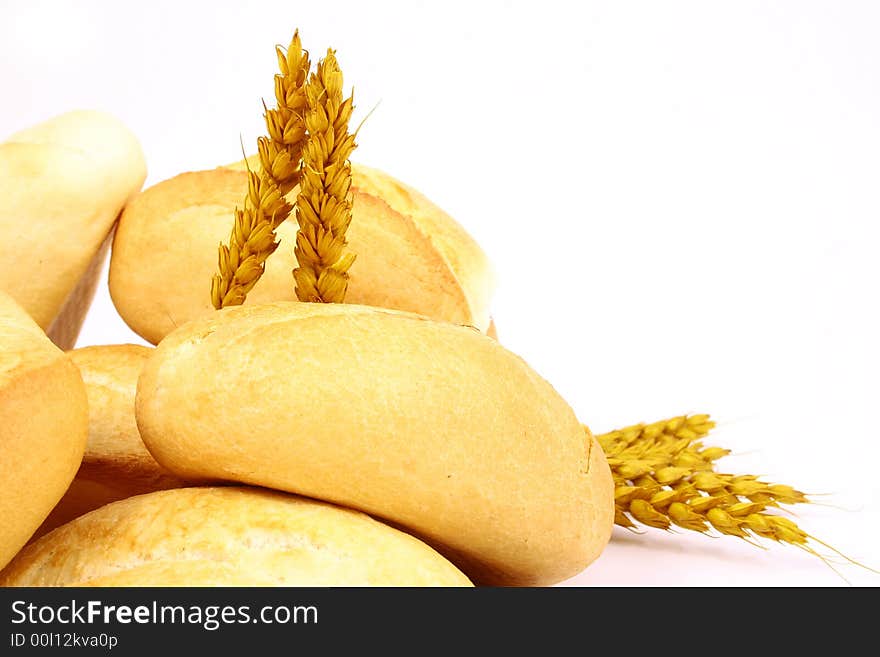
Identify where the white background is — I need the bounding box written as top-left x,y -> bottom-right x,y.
1,1 -> 878,585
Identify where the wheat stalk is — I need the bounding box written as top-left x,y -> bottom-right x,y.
292,49 -> 357,303
211,31 -> 311,309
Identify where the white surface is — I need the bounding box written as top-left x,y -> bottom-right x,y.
2,0 -> 878,585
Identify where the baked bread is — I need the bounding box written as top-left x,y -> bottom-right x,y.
0,111 -> 146,348
0,487 -> 472,587
109,162 -> 494,345
135,302 -> 614,586
34,344 -> 184,538
0,292 -> 88,568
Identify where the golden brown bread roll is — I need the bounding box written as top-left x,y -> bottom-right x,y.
33,344 -> 184,538
0,111 -> 146,348
0,487 -> 472,587
135,302 -> 614,586
0,292 -> 88,568
109,162 -> 494,345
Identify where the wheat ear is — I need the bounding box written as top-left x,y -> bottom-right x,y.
210,31 -> 311,309
596,416 -> 811,545
292,49 -> 357,303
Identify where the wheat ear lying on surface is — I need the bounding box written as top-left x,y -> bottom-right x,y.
210,31 -> 311,309
292,49 -> 357,303
596,416 -> 816,547
598,415 -> 877,577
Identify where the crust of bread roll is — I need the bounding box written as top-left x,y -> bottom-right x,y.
0,111 -> 146,344
109,163 -> 493,345
45,232 -> 113,350
0,487 -> 473,587
348,163 -> 496,332
135,302 -> 614,586
33,344 -> 184,538
0,292 -> 89,568
74,561 -> 277,587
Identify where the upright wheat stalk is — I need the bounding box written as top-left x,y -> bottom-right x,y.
292,49 -> 357,303
211,31 -> 311,309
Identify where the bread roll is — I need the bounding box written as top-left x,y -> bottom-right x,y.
109,163 -> 494,345
0,111 -> 146,348
34,344 -> 184,538
0,292 -> 88,568
346,163 -> 494,331
0,487 -> 472,587
135,302 -> 614,586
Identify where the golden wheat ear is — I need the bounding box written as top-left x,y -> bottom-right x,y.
597,415 -> 879,579
598,416 -> 812,538
292,48 -> 357,304
212,30 -> 311,310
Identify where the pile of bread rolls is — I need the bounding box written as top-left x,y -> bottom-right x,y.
0,112 -> 614,587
